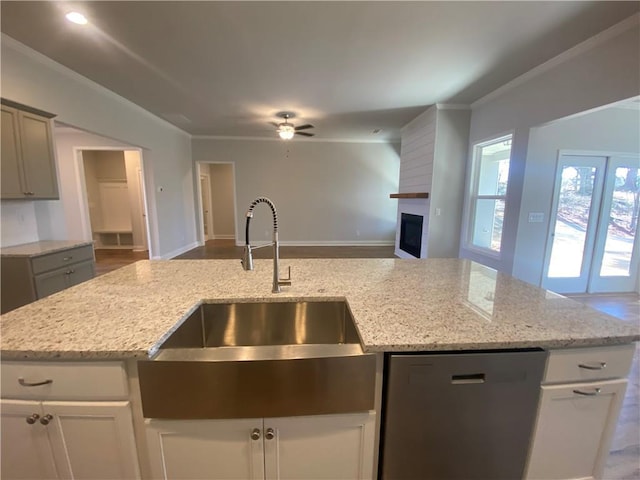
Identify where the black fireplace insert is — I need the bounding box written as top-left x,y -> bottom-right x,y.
399,213 -> 423,258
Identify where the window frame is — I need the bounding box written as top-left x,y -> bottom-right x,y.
465,133 -> 513,258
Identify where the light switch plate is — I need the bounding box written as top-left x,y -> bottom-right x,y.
528,212 -> 544,223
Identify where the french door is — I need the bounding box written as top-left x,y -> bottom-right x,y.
543,153 -> 640,294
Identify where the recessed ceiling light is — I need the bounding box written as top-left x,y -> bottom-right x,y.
65,12 -> 88,25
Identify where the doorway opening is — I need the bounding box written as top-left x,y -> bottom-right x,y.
196,162 -> 237,246
542,153 -> 639,293
80,149 -> 151,275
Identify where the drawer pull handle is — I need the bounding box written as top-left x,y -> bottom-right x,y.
65,269 -> 75,275
573,388 -> 602,396
18,377 -> 53,387
63,256 -> 73,261
578,362 -> 607,370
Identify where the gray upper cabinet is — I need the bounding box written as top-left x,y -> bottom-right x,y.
1,100 -> 58,200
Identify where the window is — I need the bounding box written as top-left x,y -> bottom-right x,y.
467,135 -> 512,254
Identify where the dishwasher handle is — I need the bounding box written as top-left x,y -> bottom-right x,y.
451,373 -> 486,384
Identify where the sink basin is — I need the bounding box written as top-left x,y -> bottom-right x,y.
138,300 -> 376,419
159,300 -> 362,350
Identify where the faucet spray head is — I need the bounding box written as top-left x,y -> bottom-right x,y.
241,245 -> 254,271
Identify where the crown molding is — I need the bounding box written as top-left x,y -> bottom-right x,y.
1,34 -> 190,138
436,103 -> 470,110
191,135 -> 397,144
471,13 -> 640,109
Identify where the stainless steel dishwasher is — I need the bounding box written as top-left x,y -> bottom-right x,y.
380,349 -> 547,479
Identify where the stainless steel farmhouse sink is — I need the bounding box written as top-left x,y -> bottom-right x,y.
137,300 -> 376,419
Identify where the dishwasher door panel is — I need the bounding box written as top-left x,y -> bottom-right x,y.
381,350 -> 547,480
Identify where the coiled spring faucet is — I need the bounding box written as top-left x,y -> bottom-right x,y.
241,197 -> 292,293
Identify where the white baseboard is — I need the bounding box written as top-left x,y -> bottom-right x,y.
156,241 -> 200,260
212,234 -> 235,240
234,240 -> 395,247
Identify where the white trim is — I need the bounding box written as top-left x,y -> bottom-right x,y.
1,34 -> 190,138
436,103 -> 471,110
155,241 -> 200,260
191,135 -> 396,144
471,13 -> 640,109
213,234 -> 235,240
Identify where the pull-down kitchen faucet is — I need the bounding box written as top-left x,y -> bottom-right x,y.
241,197 -> 291,293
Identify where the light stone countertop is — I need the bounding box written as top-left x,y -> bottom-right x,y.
1,258 -> 638,360
1,240 -> 94,257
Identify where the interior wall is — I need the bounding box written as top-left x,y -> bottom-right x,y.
53,129 -> 138,243
192,139 -> 400,245
209,163 -> 235,239
461,17 -> 640,277
513,106 -> 640,286
1,35 -> 195,259
124,151 -> 147,251
0,202 -> 39,246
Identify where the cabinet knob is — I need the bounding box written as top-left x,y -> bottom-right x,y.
40,414 -> 53,425
250,428 -> 261,440
265,427 -> 275,440
25,413 -> 40,425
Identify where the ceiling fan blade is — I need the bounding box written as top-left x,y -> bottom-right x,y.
295,124 -> 314,131
296,131 -> 315,137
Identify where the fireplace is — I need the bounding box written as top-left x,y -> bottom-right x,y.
399,213 -> 423,258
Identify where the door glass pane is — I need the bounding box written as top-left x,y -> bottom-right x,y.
548,166 -> 596,278
472,199 -> 505,252
600,167 -> 639,277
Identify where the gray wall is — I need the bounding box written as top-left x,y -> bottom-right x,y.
429,108 -> 471,258
513,106 -> 640,286
209,163 -> 235,239
461,20 -> 640,277
1,35 -> 195,259
192,139 -> 400,244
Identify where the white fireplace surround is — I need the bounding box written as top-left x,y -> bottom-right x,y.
394,199 -> 429,258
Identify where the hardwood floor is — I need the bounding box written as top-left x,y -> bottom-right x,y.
94,249 -> 148,276
96,242 -> 639,478
174,239 -> 397,260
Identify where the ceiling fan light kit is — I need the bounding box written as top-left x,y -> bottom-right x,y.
278,124 -> 295,140
274,112 -> 315,140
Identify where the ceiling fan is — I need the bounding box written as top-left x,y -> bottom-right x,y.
272,113 -> 314,140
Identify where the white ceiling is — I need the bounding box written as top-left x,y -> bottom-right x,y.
1,1 -> 638,141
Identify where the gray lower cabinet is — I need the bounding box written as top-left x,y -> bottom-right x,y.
1,245 -> 95,314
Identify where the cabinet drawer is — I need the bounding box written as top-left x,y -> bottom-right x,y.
1,362 -> 128,400
31,245 -> 94,274
543,344 -> 635,384
35,259 -> 96,299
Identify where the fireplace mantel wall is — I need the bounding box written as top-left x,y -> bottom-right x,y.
395,105 -> 470,258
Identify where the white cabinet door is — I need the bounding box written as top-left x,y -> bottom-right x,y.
0,399 -> 59,480
525,379 -> 627,480
264,412 -> 375,480
45,401 -> 140,480
145,418 -> 264,480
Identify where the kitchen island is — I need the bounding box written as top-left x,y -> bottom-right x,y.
1,258 -> 638,480
1,258 -> 637,358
